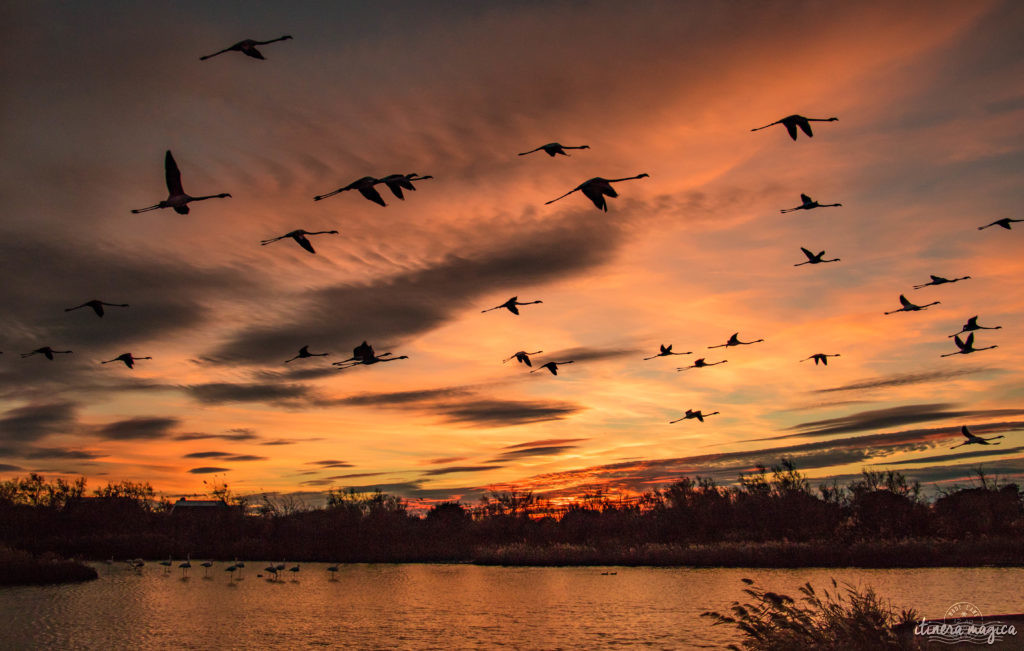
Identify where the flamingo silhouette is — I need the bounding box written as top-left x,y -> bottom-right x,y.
504,350 -> 543,367
179,554 -> 192,578
314,176 -> 385,206
949,316 -> 1001,338
327,563 -> 339,580
225,564 -> 238,581
333,341 -> 408,369
379,173 -> 433,199
885,294 -> 939,315
780,194 -> 842,213
131,151 -> 231,215
481,296 -> 543,315
709,333 -> 764,349
261,229 -> 339,254
913,275 -> 971,289
545,174 -> 649,211
801,353 -> 840,366
65,300 -> 129,318
794,247 -> 840,266
101,353 -> 152,369
669,409 -> 720,423
200,35 -> 293,61
159,556 -> 173,574
519,143 -> 590,157
200,560 -> 214,578
978,218 -> 1023,230
941,333 -> 997,357
677,358 -> 727,371
285,345 -> 329,363
644,344 -> 693,360
751,115 -> 838,140
21,347 -> 72,360
950,425 -> 1004,450
531,361 -> 575,376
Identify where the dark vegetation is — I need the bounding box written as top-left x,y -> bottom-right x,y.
0,546 -> 98,586
0,460 -> 1021,566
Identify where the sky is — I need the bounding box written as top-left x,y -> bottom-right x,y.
1,0 -> 1022,507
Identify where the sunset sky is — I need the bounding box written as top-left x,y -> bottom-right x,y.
1,1 -> 1022,507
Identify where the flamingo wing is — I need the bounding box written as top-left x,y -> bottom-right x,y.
800,193 -> 812,204
800,247 -> 815,260
898,294 -> 913,308
797,120 -> 813,138
164,151 -> 184,195
358,186 -> 386,206
784,121 -> 798,140
295,235 -> 316,254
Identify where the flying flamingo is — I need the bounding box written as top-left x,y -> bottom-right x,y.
544,174 -> 649,211
504,350 -> 543,367
333,341 -> 408,369
941,333 -> 997,357
677,358 -> 727,371
131,151 -> 231,215
531,361 -> 575,376
709,333 -> 764,349
794,247 -> 840,266
885,294 -> 939,315
751,114 -> 838,140
21,347 -> 72,360
645,344 -> 693,360
101,353 -> 152,369
949,316 -> 1001,338
801,353 -> 841,366
978,218 -> 1024,231
481,296 -> 543,315
285,345 -> 329,363
261,229 -> 339,254
518,143 -> 590,157
379,173 -> 433,200
950,425 -> 1004,450
780,194 -> 842,213
200,35 -> 293,61
669,409 -> 720,423
65,300 -> 129,318
314,176 -> 385,206
914,275 -> 971,289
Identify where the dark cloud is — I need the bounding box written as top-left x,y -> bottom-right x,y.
181,451 -> 264,461
259,438 -> 322,446
182,382 -> 314,405
503,438 -> 588,450
422,465 -> 503,476
187,467 -> 230,474
425,456 -> 468,465
225,454 -> 266,462
0,463 -> 23,472
174,430 -> 260,442
541,346 -> 640,363
300,478 -> 336,486
0,401 -> 78,443
336,387 -> 473,407
492,445 -> 580,461
23,447 -> 105,460
329,472 -> 387,479
434,399 -> 580,427
880,445 -> 1024,467
95,417 -> 178,440
307,460 -> 353,468
814,369 -> 991,394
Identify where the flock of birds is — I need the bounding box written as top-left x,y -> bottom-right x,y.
115,555 -> 345,583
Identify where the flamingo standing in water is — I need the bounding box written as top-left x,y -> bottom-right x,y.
179,554 -> 192,578
65,300 -> 129,318
780,194 -> 842,213
801,353 -> 841,366
327,563 -> 339,580
978,218 -> 1024,230
158,556 -> 173,574
751,115 -> 838,140
941,333 -> 997,357
131,151 -> 231,215
21,347 -> 72,360
669,409 -> 720,423
379,173 -> 433,200
518,143 -> 590,157
644,344 -> 692,360
950,425 -> 1004,449
949,316 -> 1001,338
261,229 -> 339,254
677,358 -> 727,371
101,353 -> 152,369
794,247 -> 840,266
504,350 -> 543,367
285,346 -> 329,363
314,176 -> 385,206
885,294 -> 939,315
531,361 -> 575,376
914,275 -> 971,289
481,296 -> 543,315
200,35 -> 293,61
709,333 -> 764,349
545,174 -> 649,211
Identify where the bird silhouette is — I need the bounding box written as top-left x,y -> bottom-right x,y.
159,556 -> 173,574
885,294 -> 939,315
709,333 -> 764,349
285,345 -> 329,363
545,174 -> 649,211
801,353 -> 840,366
780,194 -> 842,213
379,173 -> 433,200
669,409 -> 720,423
225,564 -> 238,581
261,229 -> 339,254
101,353 -> 152,369
950,425 -> 1004,450
65,300 -> 129,318
531,361 -> 575,376
518,143 -> 590,157
913,275 -> 971,289
677,358 -> 727,370
333,341 -> 408,369
949,316 -> 1001,338
794,247 -> 840,266
131,151 -> 231,215
504,350 -> 543,367
978,218 -> 1023,230
644,344 -> 693,360
481,296 -> 543,315
327,563 -> 339,580
941,333 -> 997,357
200,560 -> 214,578
179,554 -> 192,578
200,35 -> 293,61
751,115 -> 838,140
314,176 -> 385,206
21,347 -> 72,360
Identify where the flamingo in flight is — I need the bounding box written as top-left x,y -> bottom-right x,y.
261,229 -> 339,254
482,296 -> 543,315
780,194 -> 842,213
504,350 -> 543,367
545,174 -> 649,211
885,294 -> 939,315
285,345 -> 329,363
709,333 -> 764,349
21,347 -> 72,360
519,143 -> 590,157
914,275 -> 971,289
644,344 -> 692,360
978,218 -> 1023,231
531,361 -> 575,376
200,35 -> 293,61
379,173 -> 433,200
65,300 -> 129,318
941,333 -> 997,357
794,247 -> 840,266
333,341 -> 408,369
949,316 -> 1001,338
677,358 -> 726,371
101,353 -> 152,369
801,353 -> 841,366
669,409 -> 720,424
950,425 -> 1004,450
314,176 -> 385,206
751,114 -> 838,140
131,151 -> 231,215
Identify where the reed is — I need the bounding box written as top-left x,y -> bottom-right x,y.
0,546 -> 98,586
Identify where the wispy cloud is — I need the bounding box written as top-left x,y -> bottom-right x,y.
814,369 -> 992,394
95,417 -> 178,440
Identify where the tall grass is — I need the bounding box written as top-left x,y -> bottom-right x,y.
0,546 -> 98,585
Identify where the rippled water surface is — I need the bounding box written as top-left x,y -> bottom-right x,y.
2,564 -> 1022,649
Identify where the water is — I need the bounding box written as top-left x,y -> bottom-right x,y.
2,564 -> 1022,649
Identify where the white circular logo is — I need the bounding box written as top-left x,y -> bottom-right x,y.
945,602 -> 983,619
